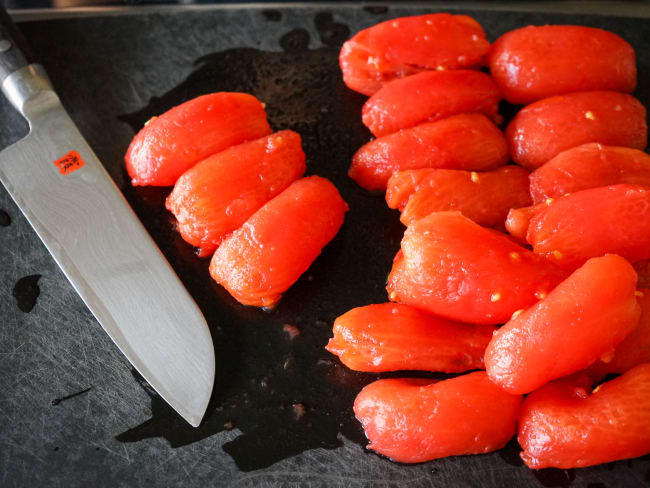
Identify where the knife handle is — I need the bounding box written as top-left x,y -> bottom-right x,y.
0,6 -> 33,85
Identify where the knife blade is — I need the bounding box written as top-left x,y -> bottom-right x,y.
0,8 -> 214,427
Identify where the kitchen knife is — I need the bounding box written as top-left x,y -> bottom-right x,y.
0,7 -> 215,427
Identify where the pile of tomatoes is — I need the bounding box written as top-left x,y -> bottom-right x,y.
330,13 -> 650,469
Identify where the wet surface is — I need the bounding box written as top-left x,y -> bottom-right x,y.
12,274 -> 41,313
262,9 -> 282,22
533,469 -> 577,487
0,209 -> 9,227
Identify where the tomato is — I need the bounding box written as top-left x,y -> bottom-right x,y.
351,114 -> 507,191
529,143 -> 650,204
362,70 -> 502,137
518,364 -> 650,469
489,25 -> 636,104
354,372 -> 522,463
485,255 -> 640,394
505,91 -> 647,169
528,185 -> 650,269
505,202 -> 546,244
387,166 -> 531,227
589,289 -> 650,376
340,13 -> 490,96
387,212 -> 566,325
326,303 -> 495,373
125,93 -> 271,186
209,176 -> 347,307
166,131 -> 306,257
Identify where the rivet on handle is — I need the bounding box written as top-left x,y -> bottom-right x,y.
0,39 -> 11,52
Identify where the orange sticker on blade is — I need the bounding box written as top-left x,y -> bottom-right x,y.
53,150 -> 85,175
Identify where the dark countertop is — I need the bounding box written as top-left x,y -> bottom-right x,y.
1,4 -> 649,487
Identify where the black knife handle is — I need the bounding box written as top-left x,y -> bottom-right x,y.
0,5 -> 33,84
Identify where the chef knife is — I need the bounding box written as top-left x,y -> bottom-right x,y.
0,7 -> 215,427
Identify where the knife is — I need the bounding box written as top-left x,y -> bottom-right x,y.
0,7 -> 215,427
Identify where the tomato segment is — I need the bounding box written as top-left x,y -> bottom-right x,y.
589,289 -> 650,376
209,176 -> 347,307
489,25 -> 637,104
326,303 -> 495,373
388,166 -> 531,227
528,185 -> 650,269
125,93 -> 271,186
363,70 -> 502,137
340,13 -> 490,96
354,372 -> 522,463
351,114 -> 508,191
505,203 -> 546,244
387,212 -> 566,325
529,143 -> 650,203
518,364 -> 650,469
505,91 -> 647,169
485,255 -> 641,394
166,131 -> 306,257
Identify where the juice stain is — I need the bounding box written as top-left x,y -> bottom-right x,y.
12,274 -> 41,313
0,209 -> 10,227
262,9 -> 282,22
533,468 -> 577,487
115,13 -> 404,472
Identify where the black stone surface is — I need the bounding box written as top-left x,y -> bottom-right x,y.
0,5 -> 649,487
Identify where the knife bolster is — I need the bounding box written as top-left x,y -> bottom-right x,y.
1,63 -> 56,118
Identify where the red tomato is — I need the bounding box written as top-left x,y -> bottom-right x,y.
326,303 -> 495,373
340,13 -> 490,96
351,114 -> 508,191
387,166 -> 531,227
529,143 -> 650,204
505,202 -> 547,244
489,25 -> 637,104
386,212 -> 566,325
506,91 -> 647,169
354,372 -> 522,463
518,364 -> 650,469
166,131 -> 306,257
485,255 -> 641,394
125,93 -> 271,186
528,185 -> 650,269
209,176 -> 347,308
589,289 -> 650,376
362,70 -> 502,137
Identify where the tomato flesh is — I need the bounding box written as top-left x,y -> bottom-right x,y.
518,364 -> 650,469
589,289 -> 650,376
527,185 -> 650,269
387,212 -> 566,325
489,25 -> 637,104
485,255 -> 641,394
326,303 -> 495,373
505,91 -> 647,169
363,70 -> 501,137
166,131 -> 306,257
354,372 -> 522,463
351,114 -> 508,191
340,13 -> 490,96
209,176 -> 347,307
125,93 -> 271,186
529,143 -> 650,204
387,166 -> 531,227
505,202 -> 547,244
